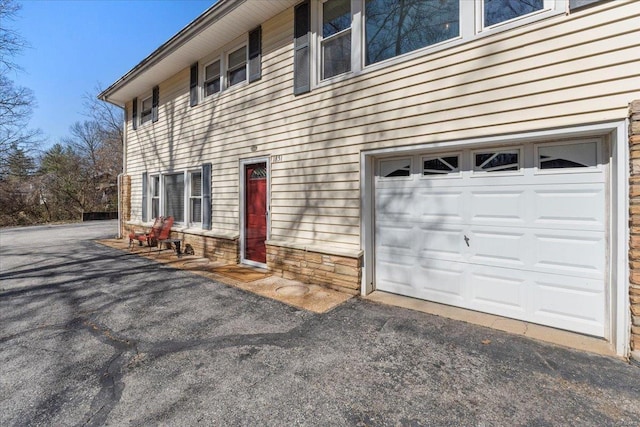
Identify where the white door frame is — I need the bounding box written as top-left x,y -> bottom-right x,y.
239,157 -> 270,268
360,121 -> 629,357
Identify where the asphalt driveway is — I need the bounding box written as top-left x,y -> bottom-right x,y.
1,222 -> 639,426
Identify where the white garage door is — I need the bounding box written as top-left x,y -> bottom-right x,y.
374,139 -> 607,337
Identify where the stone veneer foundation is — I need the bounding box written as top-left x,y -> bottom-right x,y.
169,232 -> 239,264
266,244 -> 361,295
629,99 -> 640,359
154,233 -> 362,294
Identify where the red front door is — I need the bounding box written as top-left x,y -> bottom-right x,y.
244,162 -> 267,264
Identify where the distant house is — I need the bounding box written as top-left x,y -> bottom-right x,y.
100,0 -> 640,359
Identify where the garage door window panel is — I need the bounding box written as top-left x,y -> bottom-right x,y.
379,158 -> 412,178
473,149 -> 521,173
422,154 -> 460,177
537,141 -> 598,171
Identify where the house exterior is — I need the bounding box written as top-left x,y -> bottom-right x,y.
100,0 -> 640,359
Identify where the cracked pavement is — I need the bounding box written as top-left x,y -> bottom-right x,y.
1,221 -> 639,426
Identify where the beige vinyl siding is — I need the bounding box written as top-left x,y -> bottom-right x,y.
125,0 -> 640,252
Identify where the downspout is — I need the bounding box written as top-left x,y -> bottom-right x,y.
119,106 -> 128,238
117,173 -> 123,238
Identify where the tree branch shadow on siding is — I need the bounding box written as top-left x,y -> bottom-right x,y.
270,25 -> 500,281
136,70 -> 224,258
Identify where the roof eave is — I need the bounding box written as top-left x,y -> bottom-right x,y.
98,0 -> 244,106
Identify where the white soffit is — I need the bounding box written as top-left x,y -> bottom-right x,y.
101,0 -> 297,106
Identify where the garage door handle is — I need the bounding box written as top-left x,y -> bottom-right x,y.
464,235 -> 470,247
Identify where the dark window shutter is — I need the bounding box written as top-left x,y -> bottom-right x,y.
132,97 -> 138,130
248,26 -> 262,83
202,163 -> 212,230
141,172 -> 148,222
294,1 -> 311,95
190,63 -> 199,107
152,86 -> 159,122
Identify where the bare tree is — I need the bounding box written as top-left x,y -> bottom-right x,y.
0,0 -> 26,74
83,83 -> 123,147
0,0 -> 43,225
63,121 -> 103,170
0,0 -> 40,165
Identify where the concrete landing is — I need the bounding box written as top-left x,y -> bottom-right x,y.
97,238 -> 352,313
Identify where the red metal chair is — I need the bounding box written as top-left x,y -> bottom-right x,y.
151,216 -> 175,254
128,216 -> 163,249
154,216 -> 183,256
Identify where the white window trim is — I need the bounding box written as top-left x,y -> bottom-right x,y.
311,0 -> 564,89
203,57 -> 222,99
162,172 -> 186,224
188,169 -> 203,227
150,174 -> 160,219
226,42 -> 249,89
318,0 -> 353,82
140,94 -> 153,126
149,168 -> 205,228
198,37 -> 249,101
477,0 -> 557,33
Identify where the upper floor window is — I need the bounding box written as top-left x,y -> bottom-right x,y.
321,0 -> 352,80
204,60 -> 221,96
228,46 -> 247,87
483,0 -> 544,28
193,26 -> 261,102
140,96 -> 152,125
364,0 -> 459,66
300,0 -> 560,92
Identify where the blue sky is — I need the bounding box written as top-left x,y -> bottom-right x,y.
10,0 -> 213,151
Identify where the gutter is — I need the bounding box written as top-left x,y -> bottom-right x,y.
98,0 -> 245,104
